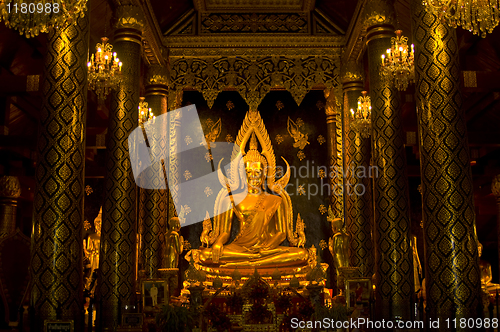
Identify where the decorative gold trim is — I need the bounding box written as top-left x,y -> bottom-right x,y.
164,35 -> 344,52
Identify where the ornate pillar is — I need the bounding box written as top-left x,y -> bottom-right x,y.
341,61 -> 374,278
140,66 -> 169,276
30,10 -> 89,330
412,1 -> 481,323
365,0 -> 413,320
493,175 -> 500,284
324,88 -> 341,218
0,176 -> 21,239
98,4 -> 144,330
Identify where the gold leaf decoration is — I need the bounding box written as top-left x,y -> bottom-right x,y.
297,150 -> 306,161
184,170 -> 192,180
205,152 -> 213,162
298,185 -> 306,196
318,169 -> 326,179
276,100 -> 284,110
319,240 -> 327,250
317,135 -> 326,145
185,135 -> 193,145
296,118 -> 304,128
226,100 -> 234,110
319,204 -> 327,215
84,220 -> 91,231
204,187 -> 213,197
225,134 -> 234,143
275,134 -> 284,145
85,185 -> 93,195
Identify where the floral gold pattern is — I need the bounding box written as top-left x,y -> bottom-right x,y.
297,150 -> 306,161
319,204 -> 327,215
317,135 -> 326,145
184,170 -> 192,181
185,135 -> 193,145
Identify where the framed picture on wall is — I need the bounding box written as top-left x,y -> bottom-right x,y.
142,279 -> 167,308
44,320 -> 74,332
345,278 -> 371,309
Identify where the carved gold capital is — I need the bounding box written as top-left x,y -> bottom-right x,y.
114,4 -> 145,32
341,60 -> 364,92
0,176 -> 21,198
364,0 -> 396,27
324,87 -> 338,123
492,175 -> 500,200
146,65 -> 170,89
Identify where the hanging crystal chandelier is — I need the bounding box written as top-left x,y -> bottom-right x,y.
87,37 -> 122,100
138,97 -> 155,125
350,91 -> 372,139
0,0 -> 88,37
380,30 -> 415,91
423,0 -> 500,37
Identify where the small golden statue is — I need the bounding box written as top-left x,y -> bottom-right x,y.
165,217 -> 184,268
194,110 -> 309,274
84,207 -> 102,272
327,207 -> 349,275
478,242 -> 498,290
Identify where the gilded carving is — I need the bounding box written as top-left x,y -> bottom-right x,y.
287,117 -> 309,150
0,176 -> 21,198
146,65 -> 169,87
340,60 -> 364,84
114,4 -> 145,31
201,13 -> 308,34
363,0 -> 396,28
170,55 -> 339,110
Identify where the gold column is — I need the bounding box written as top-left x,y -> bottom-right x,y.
324,88 -> 341,219
98,5 -> 144,330
412,1 -> 481,322
492,175 -> 500,284
141,66 -> 169,275
341,62 -> 374,278
0,176 -> 21,239
30,10 -> 89,330
365,0 -> 413,320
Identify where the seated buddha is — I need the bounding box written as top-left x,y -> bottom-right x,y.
194,111 -> 309,271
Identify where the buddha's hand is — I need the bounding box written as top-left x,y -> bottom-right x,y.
212,242 -> 224,263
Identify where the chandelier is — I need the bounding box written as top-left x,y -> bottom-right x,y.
87,37 -> 122,100
423,0 -> 500,37
380,30 -> 415,91
138,97 -> 155,125
0,0 -> 88,38
350,91 -> 372,138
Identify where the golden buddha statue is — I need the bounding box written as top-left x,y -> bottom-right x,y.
191,110 -> 310,275
84,207 -> 102,272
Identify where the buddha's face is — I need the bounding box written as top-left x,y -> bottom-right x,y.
245,162 -> 264,193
